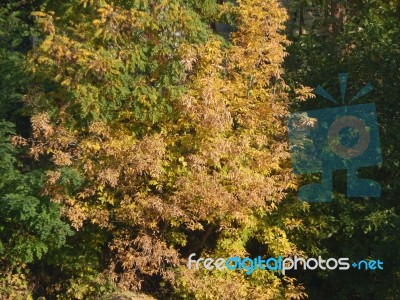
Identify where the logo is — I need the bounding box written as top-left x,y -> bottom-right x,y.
187,253 -> 384,275
287,73 -> 382,202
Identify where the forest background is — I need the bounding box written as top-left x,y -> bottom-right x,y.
0,0 -> 399,299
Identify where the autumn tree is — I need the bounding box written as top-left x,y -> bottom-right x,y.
6,0 -> 312,298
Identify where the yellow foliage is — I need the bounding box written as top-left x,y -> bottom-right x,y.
24,0 -> 307,298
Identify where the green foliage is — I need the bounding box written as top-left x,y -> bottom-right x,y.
0,121 -> 72,298
1,0 -> 399,299
0,1 -> 36,123
285,0 -> 400,298
0,121 -> 71,264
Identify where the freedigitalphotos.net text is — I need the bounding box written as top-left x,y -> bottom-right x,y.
187,253 -> 383,275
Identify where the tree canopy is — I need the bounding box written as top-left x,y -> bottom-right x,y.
0,0 -> 399,299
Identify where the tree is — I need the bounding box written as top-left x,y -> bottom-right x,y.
284,0 -> 400,298
17,0 -> 309,298
0,3 -> 72,299
0,120 -> 72,299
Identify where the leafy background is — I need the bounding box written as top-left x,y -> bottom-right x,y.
0,0 -> 399,299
